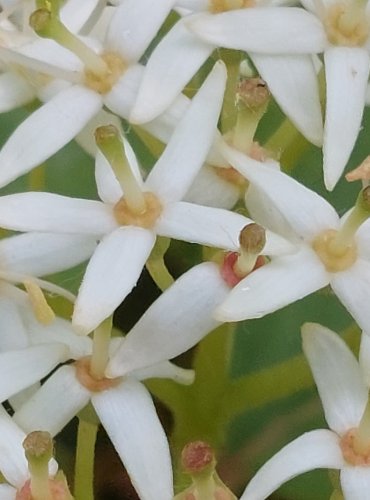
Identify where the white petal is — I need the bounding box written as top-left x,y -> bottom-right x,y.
302,322 -> 368,434
106,0 -> 175,63
60,0 -> 104,33
0,193 -> 116,235
251,53 -> 323,146
92,378 -> 173,500
144,61 -> 226,203
0,86 -> 102,188
187,9 -> 326,54
0,232 -> 97,276
0,299 -> 28,351
13,366 -> 91,437
341,466 -> 370,500
73,227 -> 156,334
0,72 -> 35,112
359,332 -> 370,387
240,430 -> 343,500
104,63 -> 143,119
0,406 -> 27,488
0,344 -> 68,403
221,143 -> 339,240
323,47 -> 370,190
216,247 -> 329,322
175,0 -> 209,11
9,383 -> 40,413
131,19 -> 214,123
133,361 -> 195,385
106,262 -> 227,377
331,258 -> 370,335
184,164 -> 240,209
0,484 -> 17,499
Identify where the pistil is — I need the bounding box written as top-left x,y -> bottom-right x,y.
95,125 -> 147,215
30,8 -> 108,76
23,431 -> 53,500
89,316 -> 113,380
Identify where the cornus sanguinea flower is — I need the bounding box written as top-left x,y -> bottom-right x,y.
0,416 -> 71,500
215,143 -> 370,329
0,62 -> 282,334
241,324 -> 370,500
10,262 -> 237,500
188,0 -> 370,189
131,0 -> 323,148
0,0 -> 179,187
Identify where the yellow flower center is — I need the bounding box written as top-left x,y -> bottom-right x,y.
340,428 -> 370,465
113,191 -> 163,229
84,52 -> 126,94
323,2 -> 370,46
75,356 -> 121,392
312,229 -> 357,272
209,0 -> 255,12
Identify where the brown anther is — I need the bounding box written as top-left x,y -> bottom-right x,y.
23,431 -> 53,459
84,52 -> 126,94
75,357 -> 121,392
236,77 -> 270,110
340,428 -> 370,465
239,223 -> 266,254
113,191 -> 162,228
181,441 -> 215,475
214,166 -> 247,188
323,3 -> 370,46
346,156 -> 370,182
312,229 -> 357,272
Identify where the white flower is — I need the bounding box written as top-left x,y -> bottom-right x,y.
215,143 -> 370,330
240,323 -> 370,500
0,0 -> 178,187
131,1 -> 323,148
188,1 -> 370,189
0,62 -> 268,334
11,262 -> 233,500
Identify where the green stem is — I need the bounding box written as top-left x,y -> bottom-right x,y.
74,418 -> 98,500
146,258 -> 174,291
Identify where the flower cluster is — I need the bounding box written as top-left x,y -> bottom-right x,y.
0,0 -> 368,499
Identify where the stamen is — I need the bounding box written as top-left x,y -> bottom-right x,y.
90,317 -> 113,380
23,431 -> 53,500
234,223 -> 266,277
24,280 -> 55,325
95,125 -> 147,215
30,9 -> 108,76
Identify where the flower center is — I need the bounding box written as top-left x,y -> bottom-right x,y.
209,0 -> 255,12
84,51 -> 126,94
113,191 -> 162,228
323,2 -> 370,46
75,356 -> 121,392
312,229 -> 357,272
340,428 -> 370,465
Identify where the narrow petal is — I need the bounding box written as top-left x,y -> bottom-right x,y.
188,9 -> 326,54
156,201 -> 295,254
0,86 -> 102,188
0,193 -> 116,235
0,406 -> 28,488
92,378 -> 173,500
0,72 -> 35,112
106,262 -> 227,377
133,361 -> 195,385
131,20 -> 214,123
13,366 -> 91,437
251,53 -> 323,146
341,466 -> 370,500
359,332 -> 370,386
302,322 -> 368,434
106,0 -> 175,63
323,47 -> 370,190
144,61 -> 226,203
216,247 -> 329,322
331,258 -> 370,335
104,63 -> 143,119
240,430 -> 343,500
184,164 -> 240,209
0,232 -> 97,276
0,484 -> 17,498
0,298 -> 29,351
0,344 -> 69,403
60,0 -> 104,33
73,227 -> 156,334
222,143 -> 339,240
